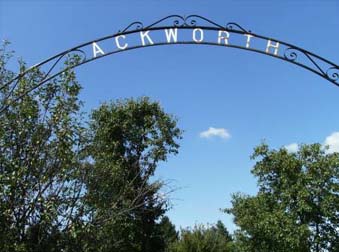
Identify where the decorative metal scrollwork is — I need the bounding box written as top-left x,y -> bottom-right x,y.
119,21 -> 144,33
327,67 -> 339,82
1,14 -> 339,114
42,49 -> 87,78
120,14 -> 250,33
282,46 -> 339,83
226,22 -> 251,33
0,48 -> 87,113
284,47 -> 299,62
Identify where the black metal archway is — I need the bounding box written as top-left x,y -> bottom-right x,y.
1,15 -> 339,113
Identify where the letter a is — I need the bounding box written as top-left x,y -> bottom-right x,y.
92,42 -> 105,58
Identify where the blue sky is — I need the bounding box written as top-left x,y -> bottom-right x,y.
1,0 -> 339,232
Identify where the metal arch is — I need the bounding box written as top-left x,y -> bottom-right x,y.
1,14 -> 339,114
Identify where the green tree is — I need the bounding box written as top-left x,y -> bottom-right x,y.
0,42 -> 87,252
0,43 -> 185,252
158,216 -> 178,251
170,222 -> 233,252
84,97 -> 182,252
225,143 -> 339,252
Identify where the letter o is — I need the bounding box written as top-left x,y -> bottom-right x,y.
193,28 -> 204,43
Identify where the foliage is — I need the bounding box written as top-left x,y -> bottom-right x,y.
0,42 -> 87,252
225,143 -> 339,252
158,216 -> 179,251
0,43 -> 183,252
82,97 -> 182,251
5,40 -> 339,252
170,221 -> 233,252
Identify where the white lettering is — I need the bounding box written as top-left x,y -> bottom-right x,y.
244,34 -> 254,48
115,35 -> 128,50
266,40 -> 280,55
165,28 -> 178,43
193,28 -> 204,43
218,30 -> 230,45
140,31 -> 154,46
92,42 -> 105,58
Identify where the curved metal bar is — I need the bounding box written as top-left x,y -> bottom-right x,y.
1,15 -> 339,114
119,21 -> 144,33
226,22 -> 251,33
145,15 -> 186,28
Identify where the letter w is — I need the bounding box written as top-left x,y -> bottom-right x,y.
165,28 -> 178,43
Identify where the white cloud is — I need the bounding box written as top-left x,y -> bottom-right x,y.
324,132 -> 339,153
284,132 -> 339,154
284,143 -> 299,153
199,127 -> 231,140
